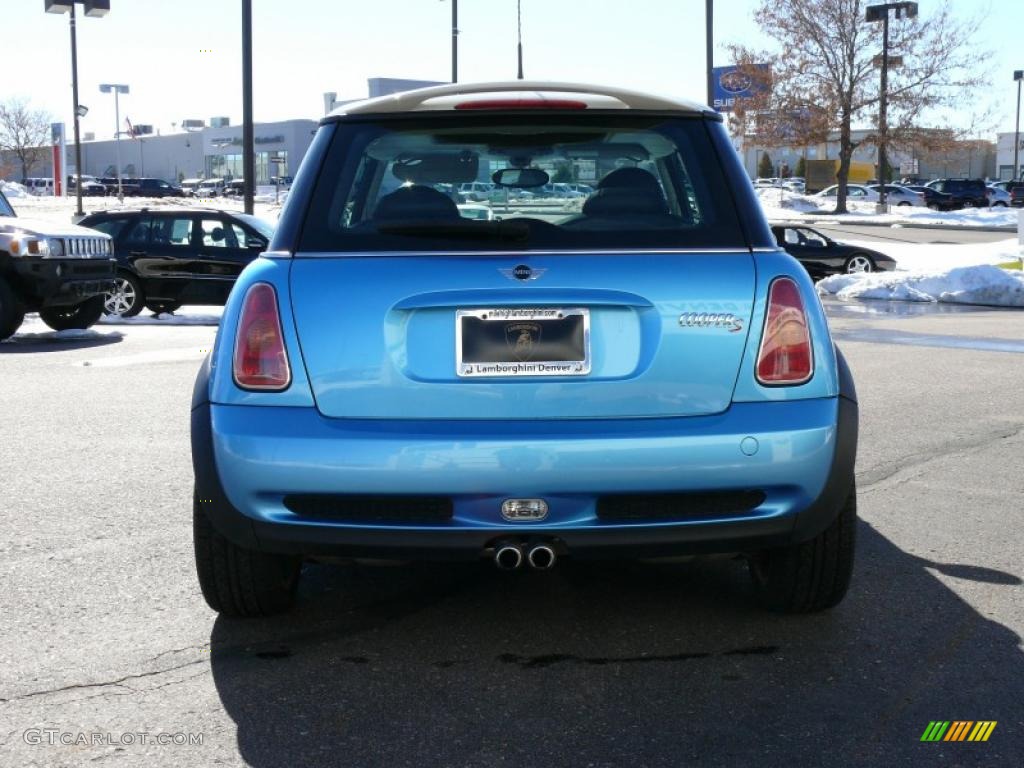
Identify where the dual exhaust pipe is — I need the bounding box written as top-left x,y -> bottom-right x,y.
494,541 -> 556,571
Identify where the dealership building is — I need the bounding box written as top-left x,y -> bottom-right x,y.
3,78 -> 443,187
995,132 -> 1024,181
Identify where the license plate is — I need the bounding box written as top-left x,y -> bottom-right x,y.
456,308 -> 591,377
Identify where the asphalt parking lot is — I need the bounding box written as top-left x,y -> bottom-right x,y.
1,302 -> 1022,767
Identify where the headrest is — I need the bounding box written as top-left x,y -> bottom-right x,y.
597,167 -> 663,194
373,186 -> 460,221
582,188 -> 669,217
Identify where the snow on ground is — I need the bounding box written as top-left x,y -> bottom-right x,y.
1,180 -> 31,198
758,188 -> 1020,229
7,193 -> 283,226
98,307 -> 223,326
817,264 -> 1024,307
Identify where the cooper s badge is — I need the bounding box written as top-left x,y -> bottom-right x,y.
678,312 -> 745,333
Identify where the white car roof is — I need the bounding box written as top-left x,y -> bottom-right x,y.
330,81 -> 709,117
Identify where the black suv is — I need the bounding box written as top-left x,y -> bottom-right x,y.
924,178 -> 989,209
0,188 -> 115,339
78,208 -> 274,317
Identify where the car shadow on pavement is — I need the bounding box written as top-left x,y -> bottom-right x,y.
208,521 -> 1024,767
0,331 -> 123,353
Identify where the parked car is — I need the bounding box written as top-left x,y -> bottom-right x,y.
1009,182 -> 1024,208
903,185 -> 956,211
771,225 -> 896,278
924,178 -> 989,208
221,180 -> 247,197
456,181 -> 495,201
781,179 -> 805,193
67,175 -> 107,196
814,183 -> 879,202
122,178 -> 185,198
986,185 -> 1011,207
867,184 -> 924,207
0,187 -> 115,339
180,178 -> 204,197
190,81 -> 859,617
78,207 -> 274,317
20,178 -> 54,196
196,178 -> 226,198
456,203 -> 495,221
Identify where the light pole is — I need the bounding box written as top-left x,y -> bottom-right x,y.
242,0 -> 255,214
439,0 -> 458,82
866,2 -> 917,213
44,1 -> 110,219
516,0 -> 524,80
706,0 -> 714,108
99,83 -> 128,197
1014,70 -> 1023,181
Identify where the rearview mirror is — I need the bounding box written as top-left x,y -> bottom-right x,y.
492,168 -> 549,188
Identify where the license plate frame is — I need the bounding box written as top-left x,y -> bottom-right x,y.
455,307 -> 591,378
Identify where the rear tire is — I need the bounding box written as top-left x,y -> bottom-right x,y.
749,485 -> 856,613
38,295 -> 105,331
193,491 -> 301,617
0,278 -> 26,340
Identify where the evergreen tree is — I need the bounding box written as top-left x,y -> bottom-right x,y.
757,152 -> 774,179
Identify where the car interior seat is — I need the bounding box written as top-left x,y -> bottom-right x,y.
373,185 -> 460,222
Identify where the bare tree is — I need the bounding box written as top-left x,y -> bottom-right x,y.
729,0 -> 989,212
0,98 -> 52,182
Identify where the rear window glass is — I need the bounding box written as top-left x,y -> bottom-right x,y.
299,115 -> 747,252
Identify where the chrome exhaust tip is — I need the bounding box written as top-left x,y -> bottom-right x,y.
494,544 -> 524,570
527,543 -> 556,570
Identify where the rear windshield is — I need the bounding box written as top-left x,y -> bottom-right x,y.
298,114 -> 748,252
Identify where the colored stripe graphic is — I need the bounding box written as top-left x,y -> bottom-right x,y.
922,721 -> 996,742
921,721 -> 950,741
945,721 -> 972,741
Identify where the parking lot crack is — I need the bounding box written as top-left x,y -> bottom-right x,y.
0,659 -> 207,705
860,424 -> 1023,493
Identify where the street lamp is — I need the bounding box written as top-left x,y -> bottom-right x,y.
44,0 -> 110,219
866,2 -> 917,213
1014,70 -> 1023,181
99,84 -> 129,198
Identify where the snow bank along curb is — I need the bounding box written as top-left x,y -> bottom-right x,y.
817,265 -> 1024,308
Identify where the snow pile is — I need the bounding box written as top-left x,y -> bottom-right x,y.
756,187 -> 821,215
843,238 -> 1021,272
897,207 -> 1020,228
100,308 -> 222,326
817,264 -> 1024,307
0,180 -> 30,199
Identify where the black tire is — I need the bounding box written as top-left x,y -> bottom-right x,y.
749,486 -> 856,613
0,278 -> 27,340
193,491 -> 302,617
103,272 -> 145,318
897,201 -> 911,207
38,295 -> 105,331
146,301 -> 181,315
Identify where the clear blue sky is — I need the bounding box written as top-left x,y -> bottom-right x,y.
3,0 -> 1018,140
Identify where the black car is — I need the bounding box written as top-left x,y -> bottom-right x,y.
124,178 -> 186,198
78,207 -> 274,317
771,225 -> 895,278
924,178 -> 989,209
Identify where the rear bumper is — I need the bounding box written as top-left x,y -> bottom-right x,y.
192,381 -> 858,560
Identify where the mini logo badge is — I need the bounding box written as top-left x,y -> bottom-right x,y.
499,264 -> 547,281
506,322 -> 541,361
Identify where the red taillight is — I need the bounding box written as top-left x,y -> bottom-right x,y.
756,278 -> 813,386
232,283 -> 291,391
454,98 -> 588,110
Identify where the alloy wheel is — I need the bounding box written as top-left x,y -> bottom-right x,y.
846,255 -> 873,273
104,277 -> 138,316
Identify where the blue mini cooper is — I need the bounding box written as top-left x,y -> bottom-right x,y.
191,82 -> 858,616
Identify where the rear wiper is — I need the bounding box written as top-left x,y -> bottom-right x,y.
375,219 -> 530,241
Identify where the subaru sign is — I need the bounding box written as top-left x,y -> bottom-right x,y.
712,65 -> 770,112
